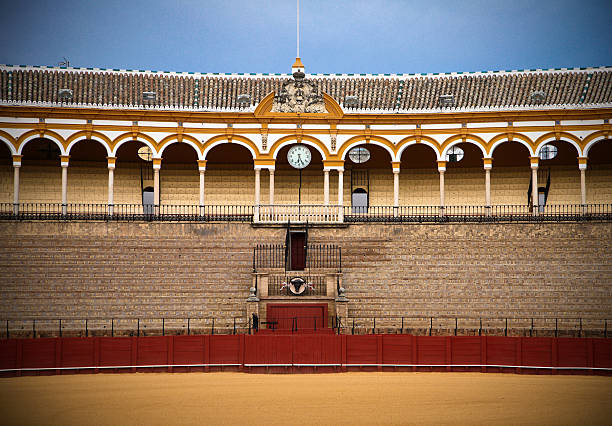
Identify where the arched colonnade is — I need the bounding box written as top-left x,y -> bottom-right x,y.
0,129 -> 610,215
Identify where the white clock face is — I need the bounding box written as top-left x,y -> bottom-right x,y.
287,144 -> 312,169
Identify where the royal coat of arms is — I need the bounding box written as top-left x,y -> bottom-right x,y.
272,72 -> 327,113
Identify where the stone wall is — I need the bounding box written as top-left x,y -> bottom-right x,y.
0,221 -> 610,336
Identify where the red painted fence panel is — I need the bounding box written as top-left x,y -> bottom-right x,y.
0,335 -> 610,376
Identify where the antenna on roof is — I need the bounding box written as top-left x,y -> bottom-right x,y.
297,0 -> 300,58
58,57 -> 70,67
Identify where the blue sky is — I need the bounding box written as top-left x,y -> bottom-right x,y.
1,0 -> 610,74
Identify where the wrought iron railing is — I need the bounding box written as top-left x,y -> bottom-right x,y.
253,243 -> 342,271
343,203 -> 612,223
342,316 -> 610,338
0,315 -> 608,338
0,203 -> 610,223
0,203 -> 253,222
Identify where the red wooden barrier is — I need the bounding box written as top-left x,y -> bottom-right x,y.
0,335 -> 610,376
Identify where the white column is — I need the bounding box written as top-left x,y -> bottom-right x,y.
12,155 -> 21,215
337,169 -> 344,222
323,170 -> 329,205
269,169 -> 275,205
254,168 -> 261,222
199,170 -> 205,205
197,160 -> 207,216
393,170 -> 400,207
60,155 -> 69,215
437,161 -> 446,214
485,169 -> 491,206
337,169 -> 344,206
530,157 -> 539,215
153,169 -> 160,204
579,157 -> 587,207
153,158 -> 161,216
107,157 -> 115,216
108,167 -> 114,215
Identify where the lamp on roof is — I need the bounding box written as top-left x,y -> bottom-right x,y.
344,95 -> 359,107
58,89 -> 73,100
531,91 -> 546,104
142,91 -> 156,101
237,94 -> 251,106
439,94 -> 454,107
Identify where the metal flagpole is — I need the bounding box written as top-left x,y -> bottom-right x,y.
297,0 -> 300,58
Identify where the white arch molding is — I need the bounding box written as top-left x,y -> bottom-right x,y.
0,137 -> 17,155
203,139 -> 257,161
111,139 -> 159,158
340,139 -> 396,162
271,139 -> 328,161
489,139 -> 535,157
396,140 -> 442,162
584,137 -> 611,157
534,137 -> 582,157
157,139 -> 204,160
66,137 -> 112,157
17,134 -> 66,156
441,139 -> 488,159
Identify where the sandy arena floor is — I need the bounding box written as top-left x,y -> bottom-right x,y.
0,372 -> 610,425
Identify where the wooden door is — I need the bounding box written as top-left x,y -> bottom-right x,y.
267,304 -> 328,331
290,232 -> 306,270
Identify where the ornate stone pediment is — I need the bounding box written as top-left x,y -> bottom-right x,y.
272,72 -> 327,113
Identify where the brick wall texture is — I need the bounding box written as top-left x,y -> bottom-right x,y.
0,221 -> 610,332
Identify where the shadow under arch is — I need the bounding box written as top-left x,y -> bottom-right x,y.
66,131 -> 112,157
535,132 -> 582,157
441,134 -> 488,159
583,131 -> 612,157
0,131 -> 17,155
111,133 -> 159,157
202,135 -> 259,161
17,130 -> 66,155
395,136 -> 441,162
157,134 -> 204,160
488,133 -> 535,157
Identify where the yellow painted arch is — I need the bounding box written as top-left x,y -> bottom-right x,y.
66,131 -> 113,156
487,132 -> 535,156
0,130 -> 17,155
582,130 -> 611,156
158,134 -> 204,159
441,134 -> 488,157
268,134 -> 330,160
17,129 -> 67,154
111,132 -> 160,156
337,135 -> 395,160
202,134 -> 260,160
395,135 -> 441,160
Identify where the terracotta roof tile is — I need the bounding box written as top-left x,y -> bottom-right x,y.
0,66 -> 610,111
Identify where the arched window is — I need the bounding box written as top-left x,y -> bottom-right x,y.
352,188 -> 368,213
